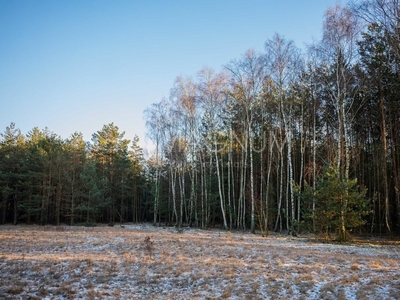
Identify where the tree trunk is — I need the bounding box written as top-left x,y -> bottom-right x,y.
274,143 -> 284,232
215,145 -> 228,230
228,133 -> 233,229
13,193 -> 18,225
170,166 -> 178,226
249,131 -> 256,234
379,85 -> 391,232
70,171 -> 75,225
265,134 -> 273,235
287,131 -> 295,233
179,170 -> 185,227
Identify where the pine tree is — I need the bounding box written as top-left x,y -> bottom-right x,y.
312,164 -> 369,241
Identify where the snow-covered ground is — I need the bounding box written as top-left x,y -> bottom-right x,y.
0,224 -> 399,299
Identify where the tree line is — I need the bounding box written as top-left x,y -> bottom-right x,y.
144,1 -> 400,240
0,123 -> 150,226
1,0 -> 400,240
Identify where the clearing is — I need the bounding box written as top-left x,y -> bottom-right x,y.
0,224 -> 399,299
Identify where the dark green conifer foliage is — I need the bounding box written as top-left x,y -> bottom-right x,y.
312,165 -> 369,241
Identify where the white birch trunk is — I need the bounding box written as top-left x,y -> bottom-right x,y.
215,142 -> 228,230
250,129 -> 256,233
265,134 -> 274,234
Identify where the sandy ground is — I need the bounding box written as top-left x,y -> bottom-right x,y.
0,224 -> 399,299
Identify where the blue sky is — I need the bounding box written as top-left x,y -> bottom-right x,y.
0,0 -> 342,151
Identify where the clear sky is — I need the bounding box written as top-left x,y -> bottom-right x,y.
0,0 -> 342,151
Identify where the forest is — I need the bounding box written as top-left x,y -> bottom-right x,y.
1,0 -> 400,241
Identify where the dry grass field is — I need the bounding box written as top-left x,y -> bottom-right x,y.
0,224 -> 399,299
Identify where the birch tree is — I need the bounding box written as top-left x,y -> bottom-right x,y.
265,34 -> 302,234
145,101 -> 168,225
226,50 -> 266,233
352,0 -> 400,59
171,76 -> 199,226
198,67 -> 229,230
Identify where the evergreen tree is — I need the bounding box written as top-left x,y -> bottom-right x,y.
91,123 -> 131,224
311,165 -> 369,241
0,123 -> 25,224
